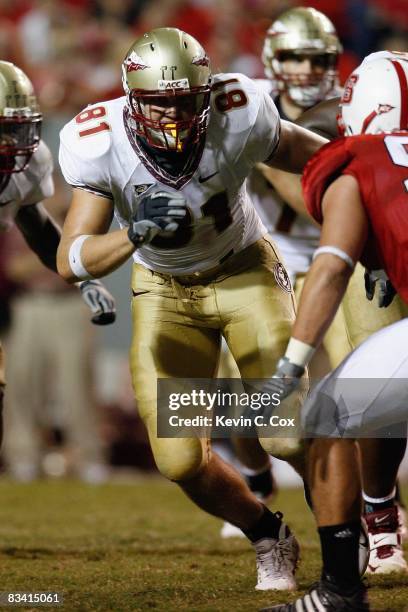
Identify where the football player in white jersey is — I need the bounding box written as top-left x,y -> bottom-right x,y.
57,27 -> 327,591
254,6 -> 351,365
0,60 -> 116,445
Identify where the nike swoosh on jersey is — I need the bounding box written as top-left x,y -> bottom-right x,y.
198,171 -> 219,183
0,200 -> 13,207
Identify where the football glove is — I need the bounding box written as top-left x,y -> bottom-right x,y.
128,191 -> 188,247
78,279 -> 116,325
262,357 -> 305,403
364,268 -> 397,308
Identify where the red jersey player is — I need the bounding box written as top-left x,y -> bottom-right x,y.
262,51 -> 408,612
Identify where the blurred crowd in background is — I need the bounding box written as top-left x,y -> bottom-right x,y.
0,0 -> 406,482
0,0 -> 406,118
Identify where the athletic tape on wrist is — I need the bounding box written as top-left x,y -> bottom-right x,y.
313,246 -> 355,270
285,337 -> 315,368
68,235 -> 93,280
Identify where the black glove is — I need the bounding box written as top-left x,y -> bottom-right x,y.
262,357 -> 305,402
128,191 -> 188,247
78,280 -> 116,325
364,269 -> 397,308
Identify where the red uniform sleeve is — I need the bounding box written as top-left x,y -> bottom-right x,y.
302,137 -> 355,224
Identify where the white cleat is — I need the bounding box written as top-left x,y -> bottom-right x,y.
220,521 -> 246,539
397,503 -> 408,542
254,522 -> 299,591
365,506 -> 408,575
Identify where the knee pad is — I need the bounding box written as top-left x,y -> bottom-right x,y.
151,437 -> 207,482
258,436 -> 304,461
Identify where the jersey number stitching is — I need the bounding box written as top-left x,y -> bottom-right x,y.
76,106 -> 110,138
213,78 -> 248,113
151,190 -> 233,249
384,135 -> 408,192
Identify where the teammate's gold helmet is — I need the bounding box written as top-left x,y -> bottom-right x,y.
262,7 -> 342,107
0,61 -> 42,174
122,27 -> 212,157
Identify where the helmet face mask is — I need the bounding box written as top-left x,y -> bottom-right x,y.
338,52 -> 408,136
122,28 -> 212,185
262,7 -> 342,108
0,62 -> 42,175
0,113 -> 42,174
128,88 -> 210,152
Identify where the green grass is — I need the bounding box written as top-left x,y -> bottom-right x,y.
0,478 -> 406,611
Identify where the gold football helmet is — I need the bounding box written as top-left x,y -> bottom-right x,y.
262,7 -> 342,107
122,27 -> 211,176
0,61 -> 41,174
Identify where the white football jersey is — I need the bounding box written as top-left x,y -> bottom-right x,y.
59,73 -> 281,275
250,78 -> 340,280
302,318 -> 408,437
0,141 -> 54,232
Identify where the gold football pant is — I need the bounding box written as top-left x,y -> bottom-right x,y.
130,237 -> 305,482
342,263 -> 408,349
295,264 -> 408,370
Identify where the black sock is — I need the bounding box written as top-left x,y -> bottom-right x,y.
318,521 -> 361,595
246,468 -> 273,499
243,506 -> 287,542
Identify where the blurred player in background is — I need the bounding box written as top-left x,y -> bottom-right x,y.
57,27 -> 327,592
219,6 -> 350,540
0,60 -> 116,456
263,51 -> 408,612
2,177 -> 108,483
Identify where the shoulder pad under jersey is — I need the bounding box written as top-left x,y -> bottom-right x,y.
296,97 -> 341,141
59,97 -> 125,196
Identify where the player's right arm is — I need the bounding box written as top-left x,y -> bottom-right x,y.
56,188 -> 136,282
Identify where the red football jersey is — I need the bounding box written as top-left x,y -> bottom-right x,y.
302,132 -> 408,303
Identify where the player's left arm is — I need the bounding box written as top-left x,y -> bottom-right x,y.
266,120 -> 328,174
15,201 -> 116,325
264,174 -> 368,399
15,202 -> 61,272
291,174 -> 368,348
255,164 -> 313,220
257,100 -> 339,218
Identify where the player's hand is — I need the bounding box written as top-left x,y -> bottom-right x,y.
364,268 -> 397,308
263,357 -> 305,402
78,279 -> 116,325
128,191 -> 188,247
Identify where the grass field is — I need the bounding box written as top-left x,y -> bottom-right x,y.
0,477 -> 407,612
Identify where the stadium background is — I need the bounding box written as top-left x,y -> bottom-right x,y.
0,0 -> 406,478
0,3 -> 406,611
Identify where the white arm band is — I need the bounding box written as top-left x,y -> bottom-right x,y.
285,338 -> 316,368
313,245 -> 355,270
68,235 -> 94,280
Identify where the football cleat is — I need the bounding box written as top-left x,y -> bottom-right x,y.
365,506 -> 408,574
260,580 -> 370,611
397,502 -> 408,542
254,520 -> 299,591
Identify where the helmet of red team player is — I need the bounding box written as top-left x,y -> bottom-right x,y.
339,51 -> 408,135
